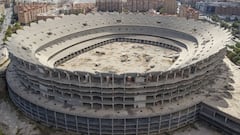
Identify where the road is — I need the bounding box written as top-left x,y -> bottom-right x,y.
0,4 -> 13,46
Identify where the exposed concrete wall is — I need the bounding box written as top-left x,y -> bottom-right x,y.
0,74 -> 6,96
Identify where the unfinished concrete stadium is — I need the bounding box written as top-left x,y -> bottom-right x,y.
5,13 -> 240,135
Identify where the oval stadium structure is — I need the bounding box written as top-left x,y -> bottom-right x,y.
6,13 -> 231,135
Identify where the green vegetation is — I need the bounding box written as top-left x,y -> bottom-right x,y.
0,14 -> 5,25
158,7 -> 165,14
211,15 -> 240,37
227,42 -> 240,65
0,14 -> 5,31
232,21 -> 240,36
211,15 -> 220,22
220,21 -> 230,29
211,15 -> 230,29
3,22 -> 22,42
0,128 -> 5,135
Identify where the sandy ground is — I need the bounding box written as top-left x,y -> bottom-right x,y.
59,42 -> 179,74
0,100 -> 40,135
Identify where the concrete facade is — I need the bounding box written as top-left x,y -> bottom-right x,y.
6,13 -> 234,134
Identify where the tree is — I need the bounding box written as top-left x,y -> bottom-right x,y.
232,22 -> 240,29
236,42 -> 240,48
211,15 -> 220,22
220,22 -> 230,29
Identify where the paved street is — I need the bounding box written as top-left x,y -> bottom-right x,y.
0,4 -> 13,46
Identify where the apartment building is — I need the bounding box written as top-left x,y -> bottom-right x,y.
14,3 -> 52,25
179,5 -> 199,19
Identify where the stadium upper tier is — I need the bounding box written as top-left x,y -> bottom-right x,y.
7,13 -> 230,74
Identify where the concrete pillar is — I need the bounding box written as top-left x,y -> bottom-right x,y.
49,70 -> 52,78
148,117 -> 150,135
99,119 -> 102,135
78,74 -> 81,83
165,73 -> 168,80
45,109 -> 49,125
111,119 -> 114,134
65,72 -> 70,80
136,118 -> 139,135
181,70 -> 184,78
100,74 -> 103,87
75,116 -> 79,133
106,76 -> 110,83
54,112 -> 57,128
87,118 -> 90,135
194,65 -> 197,73
173,71 -> 176,79
112,74 -> 114,89
64,114 -> 68,131
158,115 -> 162,133
58,71 -> 61,80
177,111 -> 181,128
168,114 -> 172,130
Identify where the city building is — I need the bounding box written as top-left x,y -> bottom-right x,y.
196,1 -> 240,16
6,13 -> 239,135
96,0 -> 165,12
0,3 -> 4,15
179,5 -> 199,19
96,0 -> 122,12
14,3 -> 53,25
60,1 -> 95,15
36,13 -> 62,21
126,0 -> 163,12
0,0 -> 10,8
163,0 -> 177,14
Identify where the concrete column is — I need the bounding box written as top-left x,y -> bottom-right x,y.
181,70 -> 184,78
54,112 -> 57,128
100,74 -> 103,88
75,116 -> 79,133
177,111 -> 181,128
112,74 -> 114,90
45,109 -> 49,125
78,74 -> 81,83
111,119 -> 114,134
168,114 -> 172,130
194,65 -> 197,73
158,115 -> 162,133
188,67 -> 191,75
49,70 -> 52,78
87,118 -> 90,135
173,71 -> 176,79
99,118 -> 102,135
65,72 -> 70,80
64,114 -> 68,131
224,117 -> 228,123
136,118 -> 139,135
58,71 -> 61,80
147,117 -> 150,135
89,74 -> 92,88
